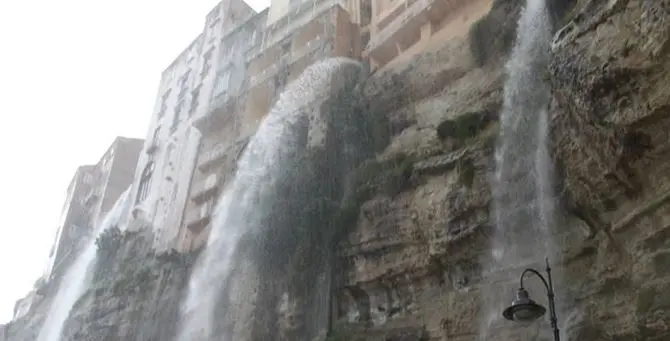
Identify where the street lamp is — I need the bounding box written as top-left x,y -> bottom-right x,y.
502,257 -> 560,341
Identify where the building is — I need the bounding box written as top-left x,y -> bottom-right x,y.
242,0 -> 364,135
131,0 -> 490,253
180,10 -> 268,252
171,0 -> 366,252
363,0 -> 492,69
45,137 -> 144,281
128,0 -> 261,253
44,165 -> 95,281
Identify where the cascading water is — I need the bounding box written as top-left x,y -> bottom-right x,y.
480,0 -> 558,339
37,188 -> 132,341
177,57 -> 362,341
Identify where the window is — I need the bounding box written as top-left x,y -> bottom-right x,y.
101,157 -> 109,171
178,72 -> 190,100
189,86 -> 201,116
182,69 -> 192,83
171,101 -> 184,132
201,48 -> 214,78
158,89 -> 172,118
281,41 -> 291,56
152,127 -> 161,144
213,70 -> 231,98
136,161 -> 154,204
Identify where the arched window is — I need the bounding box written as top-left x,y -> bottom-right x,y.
136,161 -> 154,204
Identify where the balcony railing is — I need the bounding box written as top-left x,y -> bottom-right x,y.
247,35 -> 327,89
247,54 -> 291,90
185,200 -> 213,232
246,0 -> 345,62
198,143 -> 230,171
192,92 -> 237,134
365,0 -> 432,54
191,173 -> 220,203
292,35 -> 327,62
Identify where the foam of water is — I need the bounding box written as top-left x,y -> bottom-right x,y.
37,188 -> 132,341
479,0 -> 556,339
177,57 -> 361,341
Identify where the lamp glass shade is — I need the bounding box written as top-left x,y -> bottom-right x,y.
502,288 -> 547,322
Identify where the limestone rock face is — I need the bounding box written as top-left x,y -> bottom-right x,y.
2,229 -> 197,341
59,229 -> 197,341
334,1 -> 670,341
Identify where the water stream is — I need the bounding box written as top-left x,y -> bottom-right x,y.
480,0 -> 557,338
177,57 -> 361,341
37,188 -> 132,341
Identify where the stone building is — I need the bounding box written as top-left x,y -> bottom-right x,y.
242,0 -> 365,133
180,10 -> 268,252
45,136 -> 144,281
364,0 -> 492,69
127,0 -> 260,253
174,0 -> 368,252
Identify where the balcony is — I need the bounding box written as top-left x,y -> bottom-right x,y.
364,0 -> 437,61
247,34 -> 325,91
185,200 -> 214,233
248,0 -> 346,61
192,93 -> 237,134
146,141 -> 159,154
198,143 -> 231,171
247,54 -> 291,90
81,188 -> 101,207
292,35 -> 328,64
191,173 -> 220,204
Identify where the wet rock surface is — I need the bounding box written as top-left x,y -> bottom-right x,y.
4,1 -> 670,341
335,1 -> 670,341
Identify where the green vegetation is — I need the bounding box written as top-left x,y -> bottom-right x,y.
437,111 -> 491,142
469,16 -> 490,67
457,158 -> 476,188
95,226 -> 122,251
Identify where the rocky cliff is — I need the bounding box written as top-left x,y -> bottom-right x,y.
334,0 -> 670,341
3,0 -> 670,340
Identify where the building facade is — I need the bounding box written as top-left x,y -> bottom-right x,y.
45,137 -> 144,281
127,0 -> 485,253
243,0 -> 363,136
180,10 -> 268,252
128,0 -> 261,253
363,0 -> 492,69
44,165 -> 95,281
172,0 -> 366,253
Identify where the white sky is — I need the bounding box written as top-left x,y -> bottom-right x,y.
0,0 -> 268,324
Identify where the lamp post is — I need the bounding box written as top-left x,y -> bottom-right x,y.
502,257 -> 560,341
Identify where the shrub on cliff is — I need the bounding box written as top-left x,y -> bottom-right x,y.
94,225 -> 123,274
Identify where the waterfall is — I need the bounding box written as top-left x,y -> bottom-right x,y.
177,57 -> 361,341
37,188 -> 132,341
480,0 -> 557,339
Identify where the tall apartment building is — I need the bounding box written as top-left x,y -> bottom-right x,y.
363,0 -> 492,69
45,137 -> 144,281
179,10 -> 268,252
167,0 -> 367,253
128,0 -> 259,252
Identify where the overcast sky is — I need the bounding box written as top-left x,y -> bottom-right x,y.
0,0 -> 268,324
